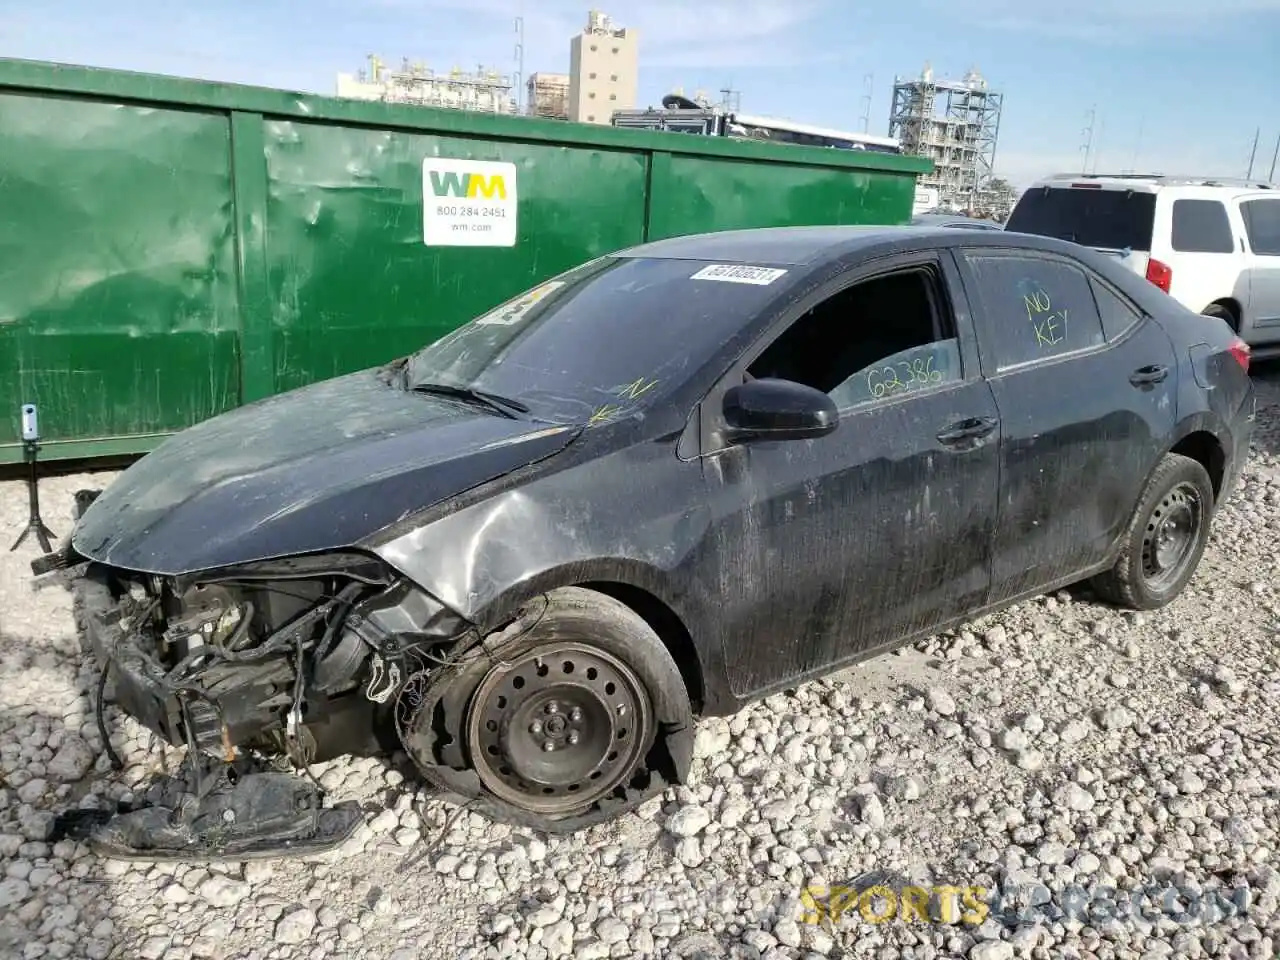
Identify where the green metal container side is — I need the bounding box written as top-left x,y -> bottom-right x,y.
0,57 -> 932,464
261,124 -> 652,396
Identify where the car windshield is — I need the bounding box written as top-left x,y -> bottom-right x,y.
1006,186 -> 1156,251
404,255 -> 789,424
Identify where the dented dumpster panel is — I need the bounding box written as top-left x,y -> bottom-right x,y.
262,122 -> 649,393
648,154 -> 917,241
0,92 -> 241,451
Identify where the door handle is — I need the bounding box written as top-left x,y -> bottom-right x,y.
936,416 -> 997,445
1129,364 -> 1169,386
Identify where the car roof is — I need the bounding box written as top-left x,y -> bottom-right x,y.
612,223 -> 1072,268
614,225 -> 917,265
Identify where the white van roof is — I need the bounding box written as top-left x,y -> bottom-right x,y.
1026,173 -> 1279,194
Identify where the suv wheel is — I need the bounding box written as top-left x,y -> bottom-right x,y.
1200,303 -> 1237,329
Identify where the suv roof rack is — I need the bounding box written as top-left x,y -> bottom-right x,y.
1045,172 -> 1167,181
1041,172 -> 1277,190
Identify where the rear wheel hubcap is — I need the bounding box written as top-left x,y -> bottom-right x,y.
466,642 -> 652,814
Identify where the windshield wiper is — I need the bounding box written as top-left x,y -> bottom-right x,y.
410,382 -> 530,418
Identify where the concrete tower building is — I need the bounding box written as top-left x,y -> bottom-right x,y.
568,10 -> 638,124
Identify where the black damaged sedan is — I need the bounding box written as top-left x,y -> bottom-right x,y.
36,225 -> 1256,857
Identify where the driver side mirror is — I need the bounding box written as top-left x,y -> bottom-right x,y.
722,378 -> 839,443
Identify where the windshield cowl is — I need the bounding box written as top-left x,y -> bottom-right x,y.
409,382 -> 530,419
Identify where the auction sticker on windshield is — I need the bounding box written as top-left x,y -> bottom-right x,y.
475,281 -> 565,326
689,264 -> 788,285
423,158 -> 518,247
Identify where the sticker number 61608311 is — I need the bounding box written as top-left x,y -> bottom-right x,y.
689,264 -> 789,285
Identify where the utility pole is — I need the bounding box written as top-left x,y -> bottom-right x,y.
1127,115 -> 1144,174
1081,106 -> 1096,175
1269,131 -> 1279,182
1091,113 -> 1105,174
1246,126 -> 1259,179
513,15 -> 525,113
858,74 -> 874,133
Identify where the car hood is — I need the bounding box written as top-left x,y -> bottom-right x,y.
71,369 -> 579,575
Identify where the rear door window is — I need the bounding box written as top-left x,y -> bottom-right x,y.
1171,199 -> 1235,253
1241,198 -> 1280,255
1006,187 -> 1156,251
961,252 -> 1107,370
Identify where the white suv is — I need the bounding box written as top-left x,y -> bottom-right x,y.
1005,174 -> 1280,358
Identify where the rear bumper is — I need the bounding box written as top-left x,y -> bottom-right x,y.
1222,382 -> 1256,504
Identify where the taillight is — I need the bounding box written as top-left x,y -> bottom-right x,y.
1228,337 -> 1250,373
1145,258 -> 1173,292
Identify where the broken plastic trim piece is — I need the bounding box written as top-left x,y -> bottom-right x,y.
61,761 -> 367,863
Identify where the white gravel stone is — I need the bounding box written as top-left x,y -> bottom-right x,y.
45,736 -> 95,782
1052,782 -> 1095,812
856,793 -> 886,828
274,907 -> 317,944
926,686 -> 956,716
1057,718 -> 1090,744
969,941 -> 1014,960
197,876 -> 249,908
664,805 -> 711,838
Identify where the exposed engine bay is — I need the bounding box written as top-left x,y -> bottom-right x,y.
53,539 -> 484,859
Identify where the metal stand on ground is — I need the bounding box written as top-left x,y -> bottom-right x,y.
10,404 -> 57,554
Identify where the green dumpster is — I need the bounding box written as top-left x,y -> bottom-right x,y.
0,58 -> 931,464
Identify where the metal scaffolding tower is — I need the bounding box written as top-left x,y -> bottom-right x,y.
339,55 -> 517,114
888,63 -> 1003,211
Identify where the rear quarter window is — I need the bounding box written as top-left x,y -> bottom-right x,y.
1170,199 -> 1235,253
962,252 -> 1107,370
1241,198 -> 1280,255
1006,187 -> 1156,252
1090,278 -> 1143,341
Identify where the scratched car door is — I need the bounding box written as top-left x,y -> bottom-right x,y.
696,251 -> 1001,698
955,247 -> 1179,605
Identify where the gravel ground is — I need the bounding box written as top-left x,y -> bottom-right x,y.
0,366 -> 1277,960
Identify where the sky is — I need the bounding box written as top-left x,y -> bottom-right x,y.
4,0 -> 1280,188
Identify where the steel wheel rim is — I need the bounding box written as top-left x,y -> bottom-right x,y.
1141,480 -> 1202,591
465,641 -> 653,814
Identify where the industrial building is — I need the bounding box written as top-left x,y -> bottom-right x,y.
335,56 -> 517,114
888,64 -> 1003,211
527,72 -> 570,120
568,10 -> 639,124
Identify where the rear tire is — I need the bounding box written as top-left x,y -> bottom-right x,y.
1201,303 -> 1237,329
1090,453 -> 1214,610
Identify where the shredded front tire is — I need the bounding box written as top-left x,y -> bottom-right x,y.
398,586 -> 694,832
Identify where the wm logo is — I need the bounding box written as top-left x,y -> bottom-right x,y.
428,171 -> 507,199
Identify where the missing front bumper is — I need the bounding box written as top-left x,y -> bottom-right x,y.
55,761 -> 366,863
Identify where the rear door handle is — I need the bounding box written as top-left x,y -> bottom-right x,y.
1130,364 -> 1169,386
936,416 -> 997,445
